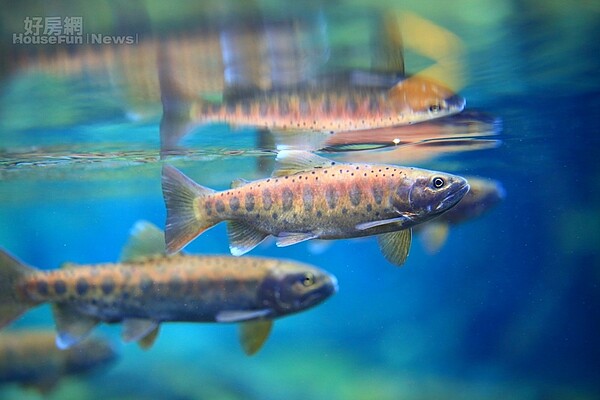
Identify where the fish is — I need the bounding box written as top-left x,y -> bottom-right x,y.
0,331 -> 117,394
162,150 -> 470,266
160,68 -> 466,150
0,221 -> 337,356
417,176 -> 505,253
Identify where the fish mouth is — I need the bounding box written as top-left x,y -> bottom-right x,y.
435,182 -> 470,212
446,94 -> 466,113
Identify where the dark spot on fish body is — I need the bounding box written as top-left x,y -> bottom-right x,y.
169,276 -> 184,294
230,197 -> 240,212
316,210 -> 322,218
372,185 -> 384,204
325,186 -> 339,209
366,204 -> 373,212
262,189 -> 273,210
204,201 -> 213,216
272,213 -> 278,220
54,280 -> 66,295
215,200 -> 225,214
282,187 -> 294,211
76,278 -> 89,296
342,208 -> 348,214
349,185 -> 362,206
302,186 -> 314,211
101,278 -> 115,295
140,277 -> 153,294
245,193 -> 255,211
36,280 -> 49,296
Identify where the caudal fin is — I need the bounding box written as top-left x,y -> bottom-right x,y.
0,249 -> 38,329
161,164 -> 219,254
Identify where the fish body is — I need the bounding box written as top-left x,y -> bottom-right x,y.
417,176 -> 505,253
0,222 -> 337,355
162,151 -> 469,265
0,331 -> 116,393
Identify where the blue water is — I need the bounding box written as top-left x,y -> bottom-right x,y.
1,1 -> 599,399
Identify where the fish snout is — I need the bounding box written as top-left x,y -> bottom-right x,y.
445,94 -> 466,113
436,177 -> 470,212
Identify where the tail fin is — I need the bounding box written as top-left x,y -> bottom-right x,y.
0,249 -> 38,329
161,164 -> 219,254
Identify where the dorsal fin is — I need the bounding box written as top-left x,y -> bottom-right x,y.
273,150 -> 336,177
231,178 -> 250,189
120,221 -> 166,263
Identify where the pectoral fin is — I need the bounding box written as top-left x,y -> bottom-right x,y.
122,318 -> 159,343
419,222 -> 449,254
275,232 -> 318,247
216,309 -> 272,323
52,304 -> 100,349
356,216 -> 411,231
227,221 -> 269,256
239,320 -> 273,356
377,229 -> 412,266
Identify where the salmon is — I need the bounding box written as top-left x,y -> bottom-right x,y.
0,221 -> 337,355
162,150 -> 470,266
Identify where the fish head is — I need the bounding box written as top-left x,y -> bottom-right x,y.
393,168 -> 470,225
388,76 -> 465,122
259,261 -> 338,317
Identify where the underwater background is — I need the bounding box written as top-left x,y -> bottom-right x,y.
1,0 -> 599,399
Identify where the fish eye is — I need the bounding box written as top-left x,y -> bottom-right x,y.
302,272 -> 315,287
433,177 -> 445,188
428,103 -> 442,113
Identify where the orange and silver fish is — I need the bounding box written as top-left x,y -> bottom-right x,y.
0,331 -> 117,394
417,176 -> 505,253
162,150 -> 470,266
0,222 -> 337,355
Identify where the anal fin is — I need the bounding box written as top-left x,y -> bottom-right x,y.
377,229 -> 412,266
122,318 -> 159,343
138,325 -> 160,350
52,303 -> 100,349
227,221 -> 269,256
239,320 -> 273,356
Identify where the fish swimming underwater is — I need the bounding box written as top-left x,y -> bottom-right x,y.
417,176 -> 505,253
0,331 -> 117,394
162,150 -> 470,266
0,222 -> 337,355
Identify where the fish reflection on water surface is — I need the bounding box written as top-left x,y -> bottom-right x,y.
0,222 -> 337,356
162,150 -> 469,266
